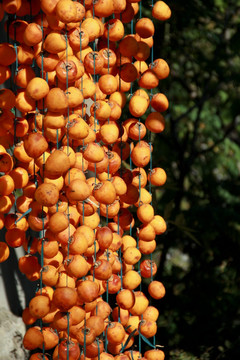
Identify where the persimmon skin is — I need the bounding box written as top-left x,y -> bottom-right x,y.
122,270 -> 141,290
93,181 -> 117,205
150,58 -> 170,80
52,287 -> 78,312
150,215 -> 167,235
144,349 -> 165,360
77,279 -> 99,303
23,327 -> 44,350
55,0 -> 77,24
150,93 -> 169,112
96,226 -> 113,250
148,281 -> 166,299
116,289 -> 135,310
135,18 -> 155,38
107,322 -> 125,345
152,1 -> 171,21
26,77 -> 49,101
58,339 -> 81,360
29,295 -> 51,319
34,183 -> 59,207
0,242 -> 10,263
145,112 -> 165,133
148,168 -> 167,186
143,306 -> 159,322
93,259 -> 113,281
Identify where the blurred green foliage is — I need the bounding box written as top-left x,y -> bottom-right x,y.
145,0 -> 240,359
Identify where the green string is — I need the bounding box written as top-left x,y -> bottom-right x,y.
27,235 -> 34,254
118,245 -> 123,290
149,136 -> 153,205
12,21 -> 18,215
40,236 -> 45,293
129,144 -> 133,237
83,317 -> 87,358
137,114 -> 143,354
39,223 -> 45,356
97,338 -> 101,360
107,23 -> 110,73
93,239 -> 97,282
105,323 -> 109,352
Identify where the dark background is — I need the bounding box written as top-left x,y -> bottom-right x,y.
145,0 -> 240,359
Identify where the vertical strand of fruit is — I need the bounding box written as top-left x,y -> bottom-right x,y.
104,19 -> 112,353
39,12 -> 46,359
12,15 -> 18,217
137,108 -> 143,359
92,46 -> 97,282
80,26 -> 85,225
149,0 -> 155,347
64,24 -> 71,360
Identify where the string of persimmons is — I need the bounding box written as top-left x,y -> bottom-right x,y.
0,1 -> 171,359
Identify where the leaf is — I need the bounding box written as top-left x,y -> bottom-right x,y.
138,332 -> 155,348
120,329 -> 137,353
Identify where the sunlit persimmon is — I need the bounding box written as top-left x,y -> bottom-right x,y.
129,94 -> 148,118
125,315 -> 139,336
140,259 -> 157,278
55,271 -> 76,289
75,326 -> 96,346
23,327 -> 44,350
37,238 -> 59,259
58,338 -> 80,360
41,264 -> 59,287
148,281 -> 166,299
122,270 -> 141,290
0,242 -> 10,263
139,239 -> 156,255
149,58 -> 170,79
107,321 -> 125,345
136,18 -> 155,38
65,254 -> 89,278
23,22 -> 42,47
85,339 -> 104,358
148,167 -> 167,187
109,91 -> 126,108
150,92 -> 169,112
5,228 -> 26,248
144,349 -> 165,360
45,87 -> 68,112
93,259 -> 112,281
43,251 -> 63,269
92,299 -> 112,319
150,215 -> 167,235
53,310 -> 73,331
29,294 -> 51,319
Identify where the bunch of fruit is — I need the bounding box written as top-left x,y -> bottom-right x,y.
0,0 -> 171,359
